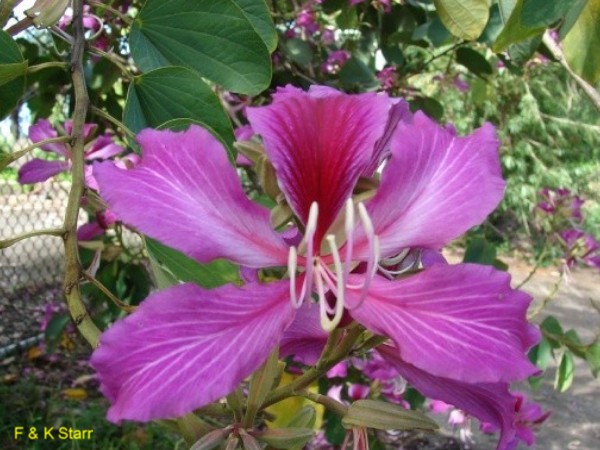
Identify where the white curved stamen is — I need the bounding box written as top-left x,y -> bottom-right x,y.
382,248 -> 410,266
299,202 -> 319,303
325,234 -> 345,329
343,198 -> 354,287
315,266 -> 334,331
347,203 -> 379,310
288,246 -> 301,308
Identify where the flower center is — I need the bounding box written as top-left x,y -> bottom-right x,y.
288,199 -> 380,331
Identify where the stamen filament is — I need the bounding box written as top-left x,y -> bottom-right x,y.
382,248 -> 410,266
347,204 -> 379,310
288,246 -> 301,308
326,234 -> 346,329
300,202 -> 319,303
343,198 -> 354,288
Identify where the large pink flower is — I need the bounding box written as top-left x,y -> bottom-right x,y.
91,86 -> 539,449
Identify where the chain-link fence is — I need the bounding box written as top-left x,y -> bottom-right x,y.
1,125 -> 70,299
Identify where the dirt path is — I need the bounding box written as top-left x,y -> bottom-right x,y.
445,254 -> 600,450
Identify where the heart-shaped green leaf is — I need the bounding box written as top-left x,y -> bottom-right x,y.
123,67 -> 234,153
0,30 -> 26,119
433,0 -> 490,40
129,0 -> 273,94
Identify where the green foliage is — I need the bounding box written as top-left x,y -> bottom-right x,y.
0,30 -> 26,119
0,379 -> 181,450
145,238 -> 241,289
123,67 -> 234,152
129,0 -> 274,94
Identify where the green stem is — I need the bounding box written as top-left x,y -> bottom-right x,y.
293,391 -> 348,417
88,46 -> 133,80
90,106 -> 135,139
27,61 -> 68,74
82,271 -> 136,313
528,270 -> 564,319
0,228 -> 65,250
2,136 -> 71,167
516,245 -> 548,290
262,325 -> 364,408
62,0 -> 101,348
88,0 -> 132,25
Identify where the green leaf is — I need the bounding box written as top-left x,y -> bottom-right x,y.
0,30 -> 25,120
338,57 -> 378,90
529,336 -> 553,370
409,97 -> 444,122
455,47 -> 493,77
521,0 -> 580,28
145,238 -> 240,289
585,342 -> 600,377
44,314 -> 71,353
493,0 -> 545,52
507,32 -> 543,65
342,399 -> 439,431
0,61 -> 28,86
284,38 -> 313,66
555,351 -> 574,392
541,315 -> 564,348
433,0 -> 490,40
245,349 -> 280,426
463,237 -> 497,265
254,428 -> 315,449
123,67 -> 234,153
234,0 -> 277,52
129,0 -> 272,95
562,0 -> 600,84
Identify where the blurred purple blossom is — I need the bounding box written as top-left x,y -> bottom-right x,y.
321,50 -> 350,74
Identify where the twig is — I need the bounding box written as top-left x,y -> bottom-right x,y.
62,0 -> 101,348
87,46 -> 133,79
528,270 -> 564,319
0,228 -> 65,249
262,325 -> 364,408
87,0 -> 132,25
6,16 -> 33,36
27,61 -> 69,74
293,391 -> 348,417
516,245 -> 548,290
82,271 -> 137,313
90,106 -> 135,139
542,31 -> 600,112
2,136 -> 71,167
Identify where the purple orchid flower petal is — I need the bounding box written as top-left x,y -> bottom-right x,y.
77,222 -> 105,241
247,85 -> 390,243
280,302 -> 328,365
29,119 -> 70,157
348,264 -> 540,384
363,98 -> 411,176
85,134 -> 124,160
18,159 -> 71,184
64,120 -> 97,141
94,125 -> 289,268
354,112 -> 505,260
91,280 -> 296,423
84,164 -> 99,190
378,345 -> 519,450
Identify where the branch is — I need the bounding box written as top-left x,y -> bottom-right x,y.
0,228 -> 65,249
62,0 -> 101,348
293,391 -> 348,417
262,325 -> 364,408
1,136 -> 71,168
82,271 -> 137,313
543,31 -> 600,112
